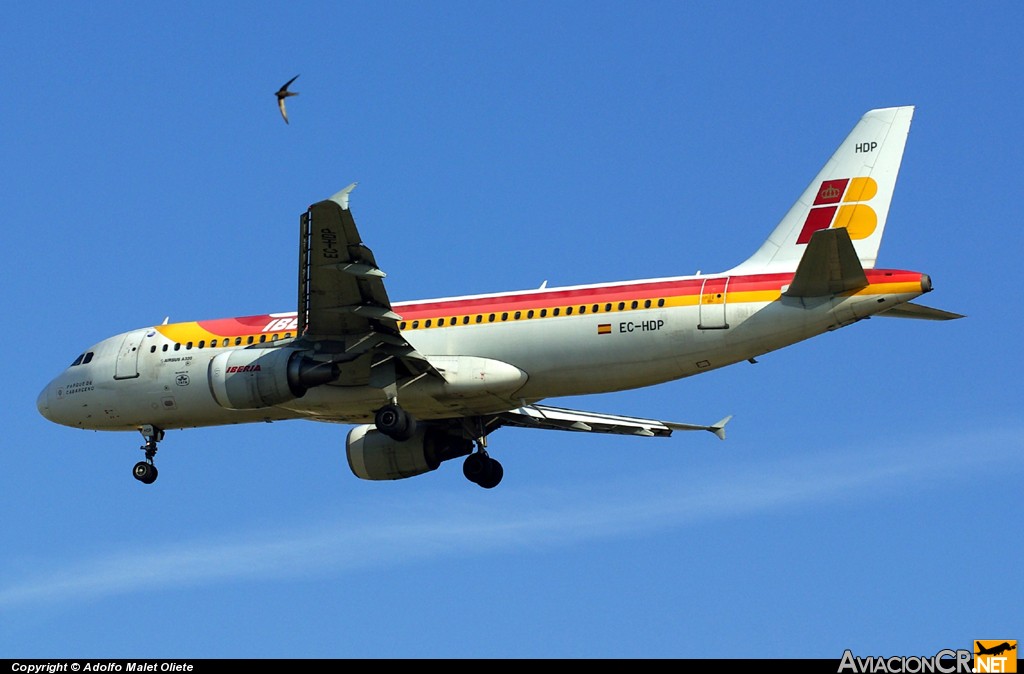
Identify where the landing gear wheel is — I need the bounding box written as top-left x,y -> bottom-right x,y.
133,461 -> 158,484
477,458 -> 503,489
375,403 -> 417,441
463,452 -> 503,489
463,452 -> 488,482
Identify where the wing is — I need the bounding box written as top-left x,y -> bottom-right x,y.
296,184 -> 440,387
277,74 -> 299,94
496,404 -> 732,440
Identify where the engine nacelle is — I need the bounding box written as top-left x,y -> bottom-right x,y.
209,348 -> 338,410
346,424 -> 473,481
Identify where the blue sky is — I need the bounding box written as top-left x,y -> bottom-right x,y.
2,2 -> 1021,659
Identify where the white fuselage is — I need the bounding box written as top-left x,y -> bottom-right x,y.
36,268 -> 928,434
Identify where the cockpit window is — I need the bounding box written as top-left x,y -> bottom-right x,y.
70,352 -> 95,367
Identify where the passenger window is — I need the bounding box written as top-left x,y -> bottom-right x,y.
186,342 -> 193,350
553,308 -> 560,316
198,340 -> 206,349
605,303 -> 612,312
174,343 -> 181,351
618,302 -> 625,311
527,310 -> 534,319
475,315 -> 482,323
540,309 -> 547,318
501,312 -> 508,321
658,299 -> 665,307
579,306 -> 586,314
514,311 -> 521,320
235,337 -> 242,346
259,335 -> 267,343
246,336 -> 254,345
566,307 -> 573,315
162,344 -> 168,352
438,318 -> 445,327
488,314 -> 495,322
644,299 -> 652,308
150,346 -> 156,353
425,319 -> 432,328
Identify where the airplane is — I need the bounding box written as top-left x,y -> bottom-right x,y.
976,642 -> 1016,657
36,105 -> 962,489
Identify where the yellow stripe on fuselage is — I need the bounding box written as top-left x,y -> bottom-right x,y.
147,281 -> 922,341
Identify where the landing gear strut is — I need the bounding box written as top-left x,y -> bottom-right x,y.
133,425 -> 163,485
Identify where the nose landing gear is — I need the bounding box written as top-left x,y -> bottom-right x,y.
133,425 -> 163,485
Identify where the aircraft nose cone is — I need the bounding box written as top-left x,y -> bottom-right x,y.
37,386 -> 51,420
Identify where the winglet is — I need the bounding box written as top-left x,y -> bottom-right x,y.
664,414 -> 733,439
711,415 -> 732,441
329,182 -> 359,211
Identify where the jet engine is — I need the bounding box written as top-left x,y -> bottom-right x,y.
208,348 -> 338,410
346,424 -> 474,481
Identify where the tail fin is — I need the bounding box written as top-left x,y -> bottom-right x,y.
729,106 -> 914,274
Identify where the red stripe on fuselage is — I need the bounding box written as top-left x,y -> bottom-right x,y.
189,270 -> 924,330
394,273 -> 794,319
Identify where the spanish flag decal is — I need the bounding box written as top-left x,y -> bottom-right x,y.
598,324 -> 611,335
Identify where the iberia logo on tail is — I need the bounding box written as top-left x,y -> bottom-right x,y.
796,177 -> 878,244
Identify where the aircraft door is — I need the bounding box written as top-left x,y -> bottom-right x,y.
698,277 -> 730,329
114,329 -> 147,379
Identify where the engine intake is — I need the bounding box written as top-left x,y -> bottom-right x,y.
209,348 -> 338,410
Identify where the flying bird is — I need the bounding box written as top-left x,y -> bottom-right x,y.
276,75 -> 299,124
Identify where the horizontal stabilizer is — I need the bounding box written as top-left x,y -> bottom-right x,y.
783,227 -> 868,298
878,302 -> 965,321
497,405 -> 731,440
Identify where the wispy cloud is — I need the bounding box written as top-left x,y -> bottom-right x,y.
2,428 -> 1020,611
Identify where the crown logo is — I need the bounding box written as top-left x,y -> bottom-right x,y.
820,185 -> 841,199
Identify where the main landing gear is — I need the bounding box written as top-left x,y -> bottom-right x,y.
133,425 -> 163,485
462,420 -> 503,489
375,403 -> 504,489
463,448 -> 503,489
374,402 -> 417,441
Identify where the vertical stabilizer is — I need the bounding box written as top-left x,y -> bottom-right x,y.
729,106 -> 914,274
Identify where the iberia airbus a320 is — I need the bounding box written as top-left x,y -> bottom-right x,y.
37,106 -> 961,489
